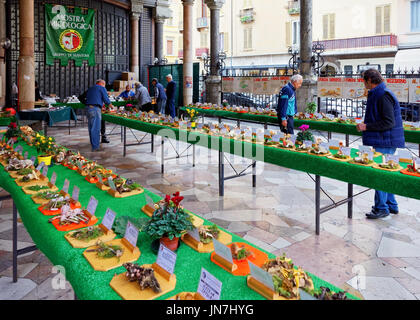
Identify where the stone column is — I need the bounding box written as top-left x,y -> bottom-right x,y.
297,0 -> 317,112
155,17 -> 165,63
182,0 -> 194,105
130,13 -> 140,80
0,0 -> 6,108
18,0 -> 35,110
205,0 -> 225,104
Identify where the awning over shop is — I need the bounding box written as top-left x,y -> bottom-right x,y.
394,48 -> 420,72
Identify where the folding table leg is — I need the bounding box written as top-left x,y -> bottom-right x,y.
315,175 -> 321,236
348,184 -> 353,219
219,151 -> 224,197
161,138 -> 165,174
13,201 -> 17,283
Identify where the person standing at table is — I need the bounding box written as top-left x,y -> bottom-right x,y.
277,74 -> 303,134
85,80 -> 114,152
134,82 -> 152,112
35,81 -> 43,101
356,68 -> 405,219
118,85 -> 135,100
152,78 -> 167,114
165,74 -> 177,118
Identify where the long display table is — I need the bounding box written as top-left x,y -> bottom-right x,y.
179,106 -> 420,145
0,140 -> 356,300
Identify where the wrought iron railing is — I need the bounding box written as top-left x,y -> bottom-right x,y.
316,34 -> 398,50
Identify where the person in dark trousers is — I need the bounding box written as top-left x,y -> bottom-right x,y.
79,89 -> 110,144
277,74 -> 303,134
134,82 -> 152,112
35,81 -> 43,101
356,68 -> 405,219
165,74 -> 177,118
85,80 -> 114,152
152,78 -> 167,115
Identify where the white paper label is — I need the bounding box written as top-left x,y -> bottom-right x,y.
36,162 -> 45,171
107,177 -> 116,190
289,135 -> 297,144
415,157 -> 420,167
50,172 -> 57,185
385,154 -> 400,163
156,243 -> 177,275
366,151 -> 374,160
359,146 -> 373,154
341,147 -> 351,156
320,142 -> 330,150
327,114 -> 335,120
398,150 -> 412,161
62,179 -> 70,193
72,186 -> 80,202
329,140 -> 340,148
24,151 -> 28,159
187,228 -> 201,242
355,119 -> 363,124
7,138 -> 14,145
212,239 -> 233,264
102,208 -> 116,231
124,221 -> 139,248
42,165 -> 48,177
304,140 -> 313,148
15,145 -> 23,152
30,156 -> 36,164
197,268 -> 222,301
248,261 -> 274,291
272,135 -> 281,142
86,196 -> 98,215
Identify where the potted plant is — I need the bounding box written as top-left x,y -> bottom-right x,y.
185,108 -> 199,128
4,121 -> 21,143
305,102 -> 317,115
33,132 -> 55,166
296,125 -> 314,144
143,192 -> 194,251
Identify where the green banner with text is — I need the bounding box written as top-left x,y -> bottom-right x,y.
45,4 -> 95,67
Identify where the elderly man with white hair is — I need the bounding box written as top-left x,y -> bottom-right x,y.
134,81 -> 152,112
277,74 -> 303,134
165,74 -> 177,118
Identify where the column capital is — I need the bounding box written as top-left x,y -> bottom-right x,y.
131,12 -> 141,20
182,0 -> 195,6
131,0 -> 143,16
153,5 -> 173,22
204,0 -> 225,10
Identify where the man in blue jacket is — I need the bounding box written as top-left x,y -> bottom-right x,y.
85,80 -> 114,152
165,74 -> 177,118
277,74 -> 303,134
152,78 -> 167,114
357,69 -> 405,219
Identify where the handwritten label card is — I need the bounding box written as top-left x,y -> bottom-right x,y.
30,156 -> 36,164
156,243 -> 177,275
197,268 -> 222,301
102,208 -> 116,232
359,146 -> 373,154
248,260 -> 274,291
329,140 -> 341,148
385,154 -> 400,163
62,179 -> 70,193
72,186 -> 80,202
320,142 -> 330,150
304,140 -> 313,148
86,196 -> 98,215
289,135 -> 297,144
123,221 -> 139,248
272,135 -> 281,142
366,151 -> 374,161
40,161 -> 48,174
36,162 -> 45,171
355,119 -> 363,124
187,228 -> 201,242
23,151 -> 28,159
15,145 -> 23,153
50,172 -> 57,185
341,147 -> 351,157
212,239 -> 233,264
398,150 -> 412,161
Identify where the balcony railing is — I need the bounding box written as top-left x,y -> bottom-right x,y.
316,34 -> 398,50
195,47 -> 209,58
197,17 -> 209,30
288,1 -> 300,15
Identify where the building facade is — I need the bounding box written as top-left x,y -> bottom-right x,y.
163,0 -> 420,76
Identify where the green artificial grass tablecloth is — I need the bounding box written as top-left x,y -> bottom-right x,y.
0,140 -> 358,300
103,114 -> 420,200
179,107 -> 420,145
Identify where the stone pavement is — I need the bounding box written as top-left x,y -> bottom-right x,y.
1,119 -> 419,300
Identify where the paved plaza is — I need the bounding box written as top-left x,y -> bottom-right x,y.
1,120 -> 420,300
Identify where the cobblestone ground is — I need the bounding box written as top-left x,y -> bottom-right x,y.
1,118 -> 420,300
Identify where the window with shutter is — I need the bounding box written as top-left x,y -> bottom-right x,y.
323,14 -> 328,39
384,5 -> 390,33
376,6 -> 382,34
286,21 -> 291,47
329,14 -> 335,39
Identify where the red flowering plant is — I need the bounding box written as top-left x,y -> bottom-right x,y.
4,121 -> 21,141
143,192 -> 194,240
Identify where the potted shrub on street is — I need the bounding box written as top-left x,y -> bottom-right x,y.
143,192 -> 194,251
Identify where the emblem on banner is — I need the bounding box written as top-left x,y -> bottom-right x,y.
59,29 -> 83,52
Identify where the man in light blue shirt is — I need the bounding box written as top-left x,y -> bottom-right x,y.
277,74 -> 303,134
118,85 -> 135,100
